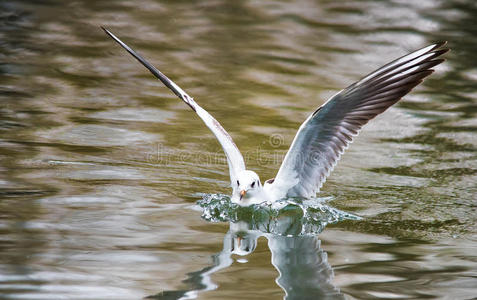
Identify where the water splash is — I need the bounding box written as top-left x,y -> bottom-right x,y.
197,194 -> 361,236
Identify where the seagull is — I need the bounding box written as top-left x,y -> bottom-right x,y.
102,27 -> 447,206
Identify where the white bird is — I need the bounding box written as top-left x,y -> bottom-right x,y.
102,27 -> 447,206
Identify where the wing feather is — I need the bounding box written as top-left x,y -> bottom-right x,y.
269,42 -> 448,199
102,27 -> 246,186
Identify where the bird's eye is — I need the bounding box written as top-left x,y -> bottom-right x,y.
251,181 -> 255,188
237,180 -> 240,186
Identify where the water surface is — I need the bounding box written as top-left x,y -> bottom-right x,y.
1,0 -> 476,299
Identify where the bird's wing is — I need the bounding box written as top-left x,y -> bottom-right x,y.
102,27 -> 246,186
268,42 -> 448,199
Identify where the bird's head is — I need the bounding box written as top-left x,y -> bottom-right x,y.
233,170 -> 262,205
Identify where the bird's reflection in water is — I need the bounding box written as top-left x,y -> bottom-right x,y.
269,234 -> 343,300
147,197 -> 357,299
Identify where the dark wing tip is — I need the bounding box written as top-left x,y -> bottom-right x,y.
429,58 -> 445,68
101,27 -> 199,112
100,26 -> 113,38
433,41 -> 447,49
432,49 -> 449,57
410,41 -> 447,56
430,42 -> 449,60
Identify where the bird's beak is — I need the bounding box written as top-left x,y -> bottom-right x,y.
240,190 -> 246,200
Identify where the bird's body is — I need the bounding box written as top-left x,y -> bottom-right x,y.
103,27 -> 447,206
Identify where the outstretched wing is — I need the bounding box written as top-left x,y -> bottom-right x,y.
268,42 -> 448,199
102,27 -> 246,186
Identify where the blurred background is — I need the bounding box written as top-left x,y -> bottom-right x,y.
0,0 -> 476,299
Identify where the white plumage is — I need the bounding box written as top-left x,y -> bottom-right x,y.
103,27 -> 447,206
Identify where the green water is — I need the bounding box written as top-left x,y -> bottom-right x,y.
1,0 -> 476,299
